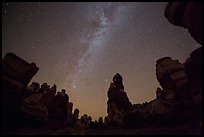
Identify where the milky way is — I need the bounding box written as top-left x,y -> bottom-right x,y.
66,3 -> 124,94
2,2 -> 200,120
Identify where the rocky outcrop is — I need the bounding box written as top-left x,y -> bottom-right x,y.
163,2 -> 202,125
156,57 -> 188,90
21,83 -> 57,123
2,52 -> 79,128
50,89 -> 69,120
105,47 -> 202,128
2,52 -> 39,87
78,114 -> 92,128
2,52 -> 39,126
66,102 -> 74,125
71,108 -> 80,126
184,47 -> 202,119
165,2 -> 202,45
40,84 -> 57,119
155,57 -> 192,108
106,73 -> 132,127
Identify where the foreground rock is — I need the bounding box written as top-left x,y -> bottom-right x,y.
2,52 -> 39,126
1,52 -> 80,129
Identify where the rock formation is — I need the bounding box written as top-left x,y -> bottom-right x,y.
78,114 -> 92,128
156,57 -> 188,90
106,47 -> 202,128
72,108 -> 80,126
165,2 -> 202,45
2,52 -> 79,129
184,47 -> 202,82
106,73 -> 132,127
184,47 -> 202,120
50,89 -> 69,121
66,102 -> 74,125
2,52 -> 39,126
2,52 -> 39,88
164,2 -> 202,124
156,57 -> 190,108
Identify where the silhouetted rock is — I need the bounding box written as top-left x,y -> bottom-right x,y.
1,52 -> 82,134
184,47 -> 202,82
50,84 -> 57,94
71,108 -> 80,127
112,73 -> 124,90
38,83 -> 50,93
40,84 -> 57,119
23,82 -> 40,99
2,52 -> 39,87
73,109 -> 79,120
164,3 -> 202,126
2,52 -> 39,126
112,48 -> 202,128
165,2 -> 202,45
106,73 -> 132,127
66,102 -> 74,125
79,114 -> 92,128
184,47 -> 202,121
49,89 -> 69,120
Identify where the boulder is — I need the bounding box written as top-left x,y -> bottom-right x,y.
156,57 -> 188,90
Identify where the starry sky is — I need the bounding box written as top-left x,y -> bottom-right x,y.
2,2 -> 201,120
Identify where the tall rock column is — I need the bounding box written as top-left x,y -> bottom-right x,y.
106,73 -> 132,127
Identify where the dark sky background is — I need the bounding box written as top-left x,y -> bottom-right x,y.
2,2 -> 201,120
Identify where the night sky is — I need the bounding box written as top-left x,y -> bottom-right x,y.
2,2 -> 201,120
